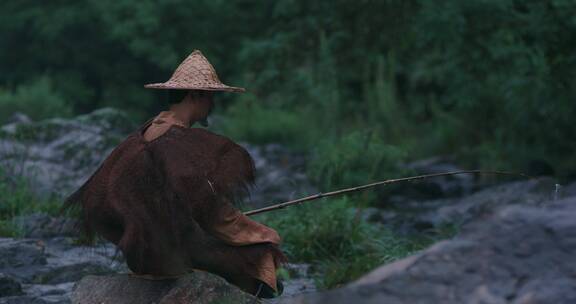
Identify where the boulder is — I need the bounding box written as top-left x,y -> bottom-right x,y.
0,108 -> 135,197
0,239 -> 47,282
5,112 -> 32,125
12,214 -> 78,238
32,261 -> 116,285
0,238 -> 121,286
272,264 -> 317,303
70,272 -> 259,304
24,282 -> 75,298
13,282 -> 75,304
0,295 -> 60,304
393,156 -> 477,201
242,143 -> 317,208
0,273 -> 22,297
0,239 -> 46,268
416,177 -> 557,226
561,180 -> 576,198
285,196 -> 576,304
374,177 -> 558,234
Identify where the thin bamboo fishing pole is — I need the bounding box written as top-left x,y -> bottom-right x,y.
244,170 -> 530,216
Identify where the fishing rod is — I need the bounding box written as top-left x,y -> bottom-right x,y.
244,170 -> 531,216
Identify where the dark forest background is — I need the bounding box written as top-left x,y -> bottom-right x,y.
1,0 -> 576,190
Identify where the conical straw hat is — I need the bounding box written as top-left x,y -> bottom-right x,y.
144,50 -> 245,93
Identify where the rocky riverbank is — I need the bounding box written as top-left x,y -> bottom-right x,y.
284,194 -> 576,304
0,109 -> 317,303
1,109 -> 574,303
0,232 -> 315,303
0,237 -> 124,303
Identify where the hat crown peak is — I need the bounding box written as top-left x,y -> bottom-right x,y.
144,50 -> 245,93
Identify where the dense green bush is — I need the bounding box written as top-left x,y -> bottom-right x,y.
307,130 -> 408,191
402,0 -> 576,176
0,77 -> 72,124
254,196 -> 443,288
1,0 -> 575,194
216,95 -> 315,148
0,167 -> 61,237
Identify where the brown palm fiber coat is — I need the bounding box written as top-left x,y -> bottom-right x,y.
62,113 -> 286,294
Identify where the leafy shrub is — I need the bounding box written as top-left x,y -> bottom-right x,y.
0,167 -> 61,237
254,196 -> 439,289
307,130 -> 408,192
216,96 -> 315,148
0,77 -> 72,124
1,0 -> 575,177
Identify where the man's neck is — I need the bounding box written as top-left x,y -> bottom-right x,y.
168,103 -> 196,127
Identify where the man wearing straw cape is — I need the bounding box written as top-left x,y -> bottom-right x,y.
62,50 -> 286,298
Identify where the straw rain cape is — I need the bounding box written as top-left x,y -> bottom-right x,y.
62,117 -> 286,295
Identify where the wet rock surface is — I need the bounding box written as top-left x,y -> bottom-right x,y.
0,234 -> 315,303
0,237 -> 316,304
0,108 -> 134,196
285,196 -> 576,304
267,264 -> 317,304
2,110 -> 575,303
12,214 -> 78,238
396,157 -> 478,200
242,143 -> 317,208
373,177 -> 558,234
0,274 -> 22,297
0,237 -> 124,303
71,272 -> 259,304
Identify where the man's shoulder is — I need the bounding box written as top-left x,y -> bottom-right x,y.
152,128 -> 255,184
171,127 -> 247,152
179,127 -> 230,141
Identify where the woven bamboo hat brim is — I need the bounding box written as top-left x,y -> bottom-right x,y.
144,50 -> 245,93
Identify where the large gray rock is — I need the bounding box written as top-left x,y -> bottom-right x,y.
269,264 -> 317,304
374,177 -> 558,234
12,214 -> 78,238
0,108 -> 134,197
0,239 -> 47,282
0,273 -> 22,297
23,282 -> 74,303
242,143 -> 317,208
286,196 -> 576,304
5,112 -> 32,125
0,235 -> 315,303
395,156 -> 476,201
0,239 -> 47,268
71,272 -> 258,304
0,236 -> 125,303
561,180 -> 576,198
417,177 -> 557,226
0,295 -> 60,304
33,261 -> 116,285
0,237 -> 120,284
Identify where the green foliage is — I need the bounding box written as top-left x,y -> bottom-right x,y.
403,0 -> 576,175
0,219 -> 19,237
0,77 -> 72,124
0,167 -> 61,237
1,0 -> 575,177
216,96 -> 315,148
255,197 -> 440,289
308,130 -> 407,191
